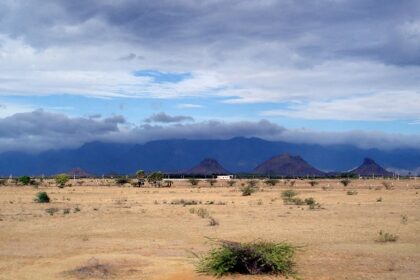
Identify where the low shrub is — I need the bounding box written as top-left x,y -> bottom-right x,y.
196,208 -> 210,218
197,240 -> 297,277
340,179 -> 351,187
171,199 -> 200,206
34,192 -> 50,203
382,181 -> 393,190
376,230 -> 398,243
240,185 -> 256,196
227,180 -> 236,187
115,177 -> 129,185
208,217 -> 219,226
281,190 -> 298,200
45,207 -> 59,215
206,179 -> 217,186
346,190 -> 358,195
188,178 -> 200,186
264,178 -> 279,186
308,180 -> 319,187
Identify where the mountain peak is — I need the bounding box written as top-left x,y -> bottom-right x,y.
185,158 -> 229,175
254,153 -> 324,176
351,158 -> 393,176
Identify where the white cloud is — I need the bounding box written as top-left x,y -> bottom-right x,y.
261,91 -> 420,121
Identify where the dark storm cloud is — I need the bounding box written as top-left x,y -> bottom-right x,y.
1,0 -> 419,65
144,112 -> 194,123
0,110 -> 419,153
0,110 -> 124,139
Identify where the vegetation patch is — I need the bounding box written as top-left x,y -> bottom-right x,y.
34,192 -> 50,203
171,199 -> 201,206
197,240 -> 297,277
346,190 -> 358,195
66,259 -> 115,279
376,230 -> 398,243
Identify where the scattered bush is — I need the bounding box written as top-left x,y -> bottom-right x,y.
55,173 -> 70,188
115,177 -> 129,185
340,179 -> 351,187
208,217 -> 219,226
171,199 -> 200,206
197,240 -> 297,277
401,215 -> 408,225
281,189 -> 298,200
264,178 -> 279,186
34,192 -> 50,203
227,180 -> 236,187
147,171 -> 164,187
240,185 -> 256,196
346,190 -> 358,195
18,176 -> 31,185
196,208 -> 210,218
206,179 -> 217,186
382,181 -> 393,190
376,230 -> 398,243
289,180 -> 296,187
45,207 -> 59,216
188,178 -> 200,186
308,180 -> 319,187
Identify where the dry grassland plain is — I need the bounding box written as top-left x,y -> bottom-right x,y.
0,179 -> 419,280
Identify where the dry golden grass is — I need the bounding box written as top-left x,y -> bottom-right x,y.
0,178 -> 419,279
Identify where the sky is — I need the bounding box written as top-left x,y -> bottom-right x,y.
0,0 -> 419,153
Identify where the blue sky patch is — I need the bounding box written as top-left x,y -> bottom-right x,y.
134,70 -> 192,83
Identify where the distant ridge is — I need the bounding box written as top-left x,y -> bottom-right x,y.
254,153 -> 325,177
0,137 -> 418,176
66,167 -> 93,178
184,158 -> 229,175
350,158 -> 393,177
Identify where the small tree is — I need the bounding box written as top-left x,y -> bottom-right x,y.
147,171 -> 164,187
55,173 -> 70,188
18,176 -> 31,185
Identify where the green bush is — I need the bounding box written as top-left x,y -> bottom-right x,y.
18,176 -> 31,185
197,240 -> 297,277
35,192 -> 50,203
55,173 -> 70,187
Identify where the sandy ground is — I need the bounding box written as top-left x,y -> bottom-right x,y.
0,179 -> 419,280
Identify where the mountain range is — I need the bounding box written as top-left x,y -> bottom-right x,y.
0,137 -> 419,176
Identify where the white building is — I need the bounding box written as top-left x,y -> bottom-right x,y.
216,175 -> 234,180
